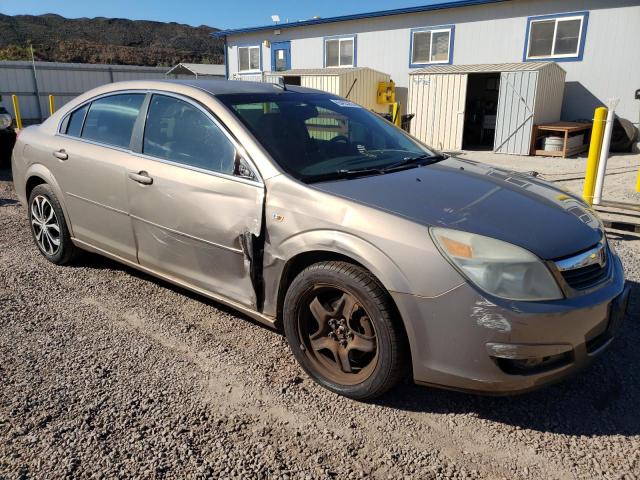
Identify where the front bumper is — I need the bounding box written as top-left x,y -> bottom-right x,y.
393,252 -> 628,394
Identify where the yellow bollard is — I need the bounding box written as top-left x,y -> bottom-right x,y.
11,95 -> 23,130
636,169 -> 640,193
392,102 -> 401,127
582,106 -> 608,205
48,95 -> 55,116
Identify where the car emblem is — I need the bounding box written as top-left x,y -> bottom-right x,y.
555,243 -> 606,272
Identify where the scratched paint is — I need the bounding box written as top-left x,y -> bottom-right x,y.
472,298 -> 511,333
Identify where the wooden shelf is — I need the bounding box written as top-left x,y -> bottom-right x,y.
530,121 -> 592,158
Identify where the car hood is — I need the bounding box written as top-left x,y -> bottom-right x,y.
312,157 -> 603,260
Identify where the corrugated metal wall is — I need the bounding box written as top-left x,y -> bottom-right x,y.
338,69 -> 390,113
0,61 -> 192,121
233,68 -> 390,113
408,73 -> 467,151
532,65 -> 565,124
301,75 -> 341,95
493,70 -> 538,155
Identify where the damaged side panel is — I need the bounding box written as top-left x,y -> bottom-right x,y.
126,157 -> 265,310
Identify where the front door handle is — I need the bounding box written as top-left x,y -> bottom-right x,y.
53,149 -> 68,160
128,171 -> 153,185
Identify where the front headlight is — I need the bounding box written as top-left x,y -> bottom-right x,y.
0,113 -> 11,130
431,227 -> 563,301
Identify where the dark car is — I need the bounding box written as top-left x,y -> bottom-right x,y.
0,100 -> 16,167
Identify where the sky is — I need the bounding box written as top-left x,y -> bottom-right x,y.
0,0 -> 450,30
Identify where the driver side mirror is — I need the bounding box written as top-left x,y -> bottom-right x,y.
234,149 -> 257,181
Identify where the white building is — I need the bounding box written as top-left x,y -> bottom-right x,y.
215,0 -> 640,130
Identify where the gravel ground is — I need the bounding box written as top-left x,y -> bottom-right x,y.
1,163 -> 639,480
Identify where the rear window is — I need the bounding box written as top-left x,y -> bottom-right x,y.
65,104 -> 89,137
81,94 -> 145,149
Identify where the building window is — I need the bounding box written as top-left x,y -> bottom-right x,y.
410,25 -> 454,67
524,12 -> 588,61
324,36 -> 356,68
238,45 -> 261,72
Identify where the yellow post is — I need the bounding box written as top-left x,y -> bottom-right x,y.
582,106 -> 608,205
11,95 -> 23,130
392,102 -> 401,127
48,95 -> 55,115
636,169 -> 640,193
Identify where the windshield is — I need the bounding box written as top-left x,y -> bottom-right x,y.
217,92 -> 438,183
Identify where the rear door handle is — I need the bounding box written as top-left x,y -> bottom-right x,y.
128,171 -> 153,185
53,149 -> 68,160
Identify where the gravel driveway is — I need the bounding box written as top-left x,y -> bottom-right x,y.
1,166 -> 639,479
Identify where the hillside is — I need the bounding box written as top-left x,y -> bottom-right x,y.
0,13 -> 224,66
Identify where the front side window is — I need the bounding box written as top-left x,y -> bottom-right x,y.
81,94 -> 145,148
525,12 -> 587,60
410,26 -> 453,66
238,46 -> 261,72
219,93 -> 437,183
143,94 -> 236,175
325,37 -> 355,68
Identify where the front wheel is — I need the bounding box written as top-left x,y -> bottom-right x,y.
283,261 -> 407,400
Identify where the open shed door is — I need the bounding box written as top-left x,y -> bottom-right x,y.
409,73 -> 467,151
494,70 -> 537,155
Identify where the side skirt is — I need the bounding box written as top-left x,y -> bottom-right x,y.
71,237 -> 278,330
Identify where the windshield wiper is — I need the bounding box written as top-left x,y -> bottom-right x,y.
302,154 -> 448,183
381,153 -> 448,173
303,167 -> 383,183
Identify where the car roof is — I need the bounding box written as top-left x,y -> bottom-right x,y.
156,79 -> 324,96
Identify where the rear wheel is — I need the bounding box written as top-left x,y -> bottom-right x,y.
28,184 -> 78,265
283,261 -> 407,400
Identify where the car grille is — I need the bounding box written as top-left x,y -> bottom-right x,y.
561,262 -> 609,290
556,243 -> 609,291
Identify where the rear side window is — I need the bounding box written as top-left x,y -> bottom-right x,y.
81,94 -> 145,148
65,104 -> 89,137
143,94 -> 236,175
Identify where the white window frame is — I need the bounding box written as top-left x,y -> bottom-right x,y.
238,45 -> 261,73
410,27 -> 452,66
526,15 -> 585,60
324,36 -> 355,68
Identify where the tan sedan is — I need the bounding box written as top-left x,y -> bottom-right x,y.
11,80 -> 628,399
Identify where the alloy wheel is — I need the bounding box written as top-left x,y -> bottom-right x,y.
297,285 -> 378,385
30,195 -> 61,256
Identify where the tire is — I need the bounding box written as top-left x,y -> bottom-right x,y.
28,184 -> 78,265
610,117 -> 638,153
283,261 -> 407,400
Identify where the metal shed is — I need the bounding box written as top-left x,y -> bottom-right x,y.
165,63 -> 226,78
234,67 -> 391,113
408,62 -> 566,155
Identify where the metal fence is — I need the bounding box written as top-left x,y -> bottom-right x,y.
0,61 -> 193,122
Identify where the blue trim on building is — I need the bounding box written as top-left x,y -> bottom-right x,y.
235,42 -> 263,73
323,34 -> 358,68
523,11 -> 589,63
408,24 -> 455,68
213,0 -> 506,38
271,41 -> 291,71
